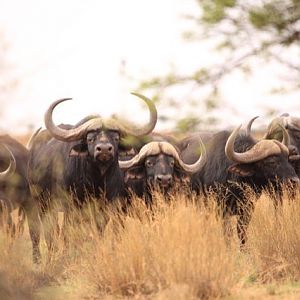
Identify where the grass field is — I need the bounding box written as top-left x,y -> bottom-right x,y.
1,133 -> 299,299
1,187 -> 300,300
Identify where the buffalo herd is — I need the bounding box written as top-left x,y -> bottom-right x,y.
0,94 -> 300,262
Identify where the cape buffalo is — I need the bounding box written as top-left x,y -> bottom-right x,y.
181,118 -> 299,247
265,113 -> 300,175
0,136 -> 30,235
119,141 -> 205,200
28,92 -> 157,262
178,117 -> 255,164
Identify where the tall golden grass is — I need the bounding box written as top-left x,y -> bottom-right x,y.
1,186 -> 300,299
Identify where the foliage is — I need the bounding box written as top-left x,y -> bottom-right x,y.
136,0 -> 300,132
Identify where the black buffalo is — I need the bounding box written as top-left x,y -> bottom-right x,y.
119,141 -> 205,200
181,118 -> 299,247
0,135 -> 30,234
178,117 -> 256,164
28,93 -> 157,262
265,113 -> 300,176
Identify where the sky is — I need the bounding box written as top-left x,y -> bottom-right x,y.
0,0 -> 299,134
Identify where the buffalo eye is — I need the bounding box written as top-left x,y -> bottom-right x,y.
265,158 -> 278,169
145,160 -> 153,168
294,134 -> 300,142
169,159 -> 175,167
110,132 -> 120,143
87,137 -> 94,143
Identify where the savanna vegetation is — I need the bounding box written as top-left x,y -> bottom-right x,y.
137,0 -> 300,131
2,181 -> 300,299
1,1 -> 300,299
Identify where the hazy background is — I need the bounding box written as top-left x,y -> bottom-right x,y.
0,0 -> 299,134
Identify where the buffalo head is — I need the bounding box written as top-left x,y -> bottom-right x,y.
264,113 -> 300,162
44,93 -> 157,168
119,141 -> 206,192
225,119 -> 299,184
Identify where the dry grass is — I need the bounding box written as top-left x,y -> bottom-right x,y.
248,188 -> 300,283
1,187 -> 300,299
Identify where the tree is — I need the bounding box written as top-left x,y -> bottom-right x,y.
137,0 -> 300,132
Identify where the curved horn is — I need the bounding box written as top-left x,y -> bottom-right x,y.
0,145 -> 16,180
225,125 -> 243,163
44,98 -> 101,142
118,143 -> 154,169
263,116 -> 291,146
245,116 -> 259,136
119,141 -> 206,174
26,127 -> 42,149
118,92 -> 157,136
74,114 -> 101,127
278,124 -> 290,147
174,140 -> 206,174
226,125 -> 288,163
45,94 -> 157,142
264,115 -> 290,140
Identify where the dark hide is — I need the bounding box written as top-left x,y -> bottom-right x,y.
29,130 -> 125,204
273,128 -> 300,176
124,153 -> 188,202
0,135 -> 30,234
286,129 -> 300,176
178,132 -> 214,164
265,115 -> 300,177
119,133 -> 181,198
28,124 -> 126,262
189,130 -> 298,247
120,134 -> 181,200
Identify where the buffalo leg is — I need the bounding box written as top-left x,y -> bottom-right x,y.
24,201 -> 41,264
61,210 -> 71,250
222,213 -> 234,246
236,204 -> 254,249
16,207 -> 26,236
40,209 -> 60,256
6,214 -> 16,237
0,203 -> 16,238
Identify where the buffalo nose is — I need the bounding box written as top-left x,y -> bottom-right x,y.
95,143 -> 114,154
155,174 -> 173,186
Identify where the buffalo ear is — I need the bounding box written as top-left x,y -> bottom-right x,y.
69,143 -> 88,157
174,168 -> 190,184
118,147 -> 137,160
124,166 -> 145,183
228,163 -> 254,177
